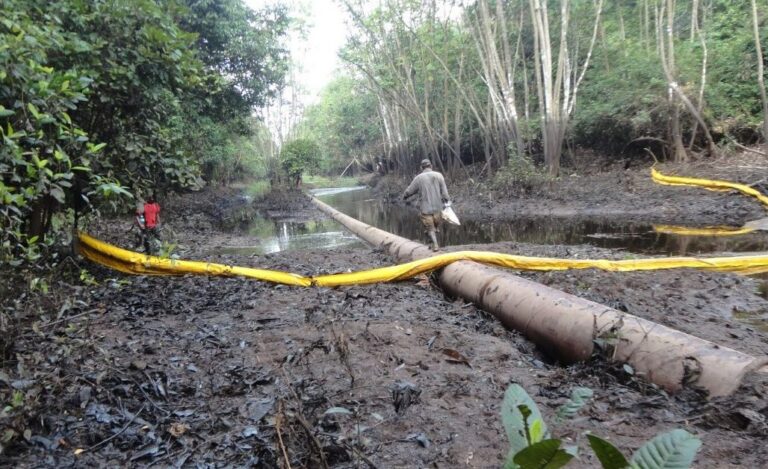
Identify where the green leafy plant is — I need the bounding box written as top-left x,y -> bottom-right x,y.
587,430 -> 702,469
157,241 -> 178,260
79,269 -> 98,286
500,384 -> 702,469
501,384 -> 581,469
555,387 -> 594,423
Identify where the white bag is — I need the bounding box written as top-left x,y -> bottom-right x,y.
441,204 -> 460,225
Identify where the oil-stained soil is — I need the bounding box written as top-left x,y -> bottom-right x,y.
3,155 -> 768,468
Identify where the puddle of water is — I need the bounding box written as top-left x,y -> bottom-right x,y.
213,216 -> 364,256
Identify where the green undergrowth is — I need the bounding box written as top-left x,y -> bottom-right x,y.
304,175 -> 360,188
245,180 -> 271,199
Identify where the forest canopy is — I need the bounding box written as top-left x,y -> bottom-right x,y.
299,0 -> 768,177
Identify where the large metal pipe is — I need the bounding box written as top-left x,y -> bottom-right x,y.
311,197 -> 768,397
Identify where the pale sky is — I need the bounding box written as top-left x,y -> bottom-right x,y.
244,0 -> 348,103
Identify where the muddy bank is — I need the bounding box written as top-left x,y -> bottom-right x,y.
2,186 -> 768,467
376,153 -> 768,226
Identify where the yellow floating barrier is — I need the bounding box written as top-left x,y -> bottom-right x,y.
652,224 -> 755,236
651,168 -> 768,236
652,167 -> 768,207
78,231 -> 768,286
78,232 -> 311,286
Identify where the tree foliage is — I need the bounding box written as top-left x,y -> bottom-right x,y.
308,0 -> 768,176
1,0 -> 291,265
300,76 -> 381,175
280,138 -> 320,186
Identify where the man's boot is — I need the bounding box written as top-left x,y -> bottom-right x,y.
428,230 -> 439,251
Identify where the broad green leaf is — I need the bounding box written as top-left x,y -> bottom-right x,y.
555,387 -> 593,421
631,429 -> 702,469
513,439 -> 574,469
49,186 -> 65,203
587,434 -> 630,469
97,182 -> 133,198
34,156 -> 48,169
0,107 -> 13,117
88,142 -> 107,153
501,384 -> 549,455
27,102 -> 40,119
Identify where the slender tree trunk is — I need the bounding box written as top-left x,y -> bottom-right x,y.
644,0 -> 651,52
529,0 -> 601,176
471,0 -> 525,162
751,0 -> 768,141
658,0 -> 688,162
691,0 -> 699,41
658,0 -> 717,158
618,7 -> 627,58
689,27 -> 708,150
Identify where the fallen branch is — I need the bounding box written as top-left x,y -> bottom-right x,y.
276,400 -> 293,469
84,404 -> 146,453
728,137 -> 768,158
342,441 -> 379,469
40,309 -> 98,329
280,367 -> 329,469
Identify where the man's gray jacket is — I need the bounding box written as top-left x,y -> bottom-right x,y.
403,168 -> 450,215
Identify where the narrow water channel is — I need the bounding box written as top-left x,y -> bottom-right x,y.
221,186 -> 768,257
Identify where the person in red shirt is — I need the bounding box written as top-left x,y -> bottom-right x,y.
140,193 -> 161,253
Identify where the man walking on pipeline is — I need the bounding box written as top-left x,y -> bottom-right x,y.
402,159 -> 451,251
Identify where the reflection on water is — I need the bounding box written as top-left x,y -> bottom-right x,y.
216,186 -> 768,257
216,216 -> 364,256
318,188 -> 768,256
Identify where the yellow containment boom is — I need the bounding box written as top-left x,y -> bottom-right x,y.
652,224 -> 755,236
78,232 -> 312,286
78,231 -> 768,286
650,167 -> 768,236
651,167 -> 768,207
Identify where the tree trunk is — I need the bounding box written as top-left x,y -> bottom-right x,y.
752,0 -> 768,141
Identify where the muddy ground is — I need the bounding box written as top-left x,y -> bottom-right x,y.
2,155 -> 768,468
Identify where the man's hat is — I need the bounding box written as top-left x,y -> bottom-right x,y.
420,159 -> 432,168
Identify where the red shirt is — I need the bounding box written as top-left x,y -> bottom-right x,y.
144,202 -> 160,228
